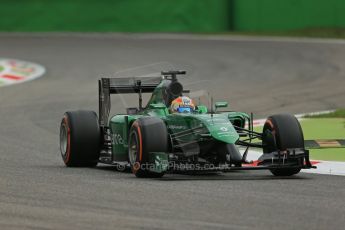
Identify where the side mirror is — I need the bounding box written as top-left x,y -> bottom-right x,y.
196,105 -> 208,114
215,102 -> 228,109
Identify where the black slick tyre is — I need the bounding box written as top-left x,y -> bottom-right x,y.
60,110 -> 100,167
128,117 -> 168,178
262,114 -> 304,176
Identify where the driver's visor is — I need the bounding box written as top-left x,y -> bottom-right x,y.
177,107 -> 192,113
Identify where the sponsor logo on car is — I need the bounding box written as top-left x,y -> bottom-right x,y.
220,127 -> 228,132
168,125 -> 185,130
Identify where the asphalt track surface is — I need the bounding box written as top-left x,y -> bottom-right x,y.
1,33 -> 345,230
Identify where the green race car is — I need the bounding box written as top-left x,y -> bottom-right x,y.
59,70 -> 315,177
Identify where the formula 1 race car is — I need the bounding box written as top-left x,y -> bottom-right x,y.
59,70 -> 316,177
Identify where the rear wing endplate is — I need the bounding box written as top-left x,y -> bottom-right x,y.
98,77 -> 161,127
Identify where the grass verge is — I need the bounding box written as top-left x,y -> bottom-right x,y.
301,118 -> 345,161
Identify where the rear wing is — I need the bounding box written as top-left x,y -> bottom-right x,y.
98,77 -> 161,127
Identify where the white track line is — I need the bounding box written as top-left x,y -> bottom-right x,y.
244,149 -> 345,176
251,110 -> 336,127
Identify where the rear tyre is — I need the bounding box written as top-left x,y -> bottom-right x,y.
262,114 -> 304,176
60,110 -> 100,167
128,117 -> 168,178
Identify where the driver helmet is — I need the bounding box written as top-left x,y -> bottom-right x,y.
170,96 -> 195,113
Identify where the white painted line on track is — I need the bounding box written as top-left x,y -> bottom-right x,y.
302,161 -> 345,176
251,110 -> 335,127
242,148 -> 345,176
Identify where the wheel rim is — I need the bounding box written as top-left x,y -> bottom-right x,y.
128,131 -> 138,165
60,122 -> 68,156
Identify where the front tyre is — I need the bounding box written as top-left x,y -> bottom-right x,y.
128,117 -> 168,178
262,114 -> 304,176
60,110 -> 100,167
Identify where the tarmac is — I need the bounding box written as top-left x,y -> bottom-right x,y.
0,33 -> 345,229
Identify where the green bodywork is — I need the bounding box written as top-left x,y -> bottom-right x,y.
109,79 -> 250,171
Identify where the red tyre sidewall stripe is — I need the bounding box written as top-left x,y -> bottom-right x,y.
132,122 -> 143,173
63,116 -> 71,164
